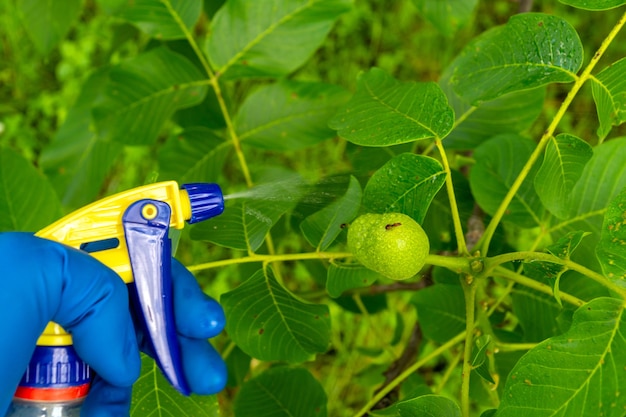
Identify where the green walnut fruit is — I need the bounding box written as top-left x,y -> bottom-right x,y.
347,213 -> 430,280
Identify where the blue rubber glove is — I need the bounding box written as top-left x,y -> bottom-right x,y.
0,233 -> 227,417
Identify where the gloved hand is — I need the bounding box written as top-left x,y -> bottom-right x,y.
0,232 -> 227,417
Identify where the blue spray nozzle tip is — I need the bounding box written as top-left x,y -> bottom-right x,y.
182,183 -> 224,224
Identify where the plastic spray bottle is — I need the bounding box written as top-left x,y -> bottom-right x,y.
5,181 -> 224,417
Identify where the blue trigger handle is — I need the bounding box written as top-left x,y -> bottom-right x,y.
123,199 -> 190,395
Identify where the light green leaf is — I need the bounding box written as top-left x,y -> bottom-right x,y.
326,262 -> 382,298
498,297 -> 626,417
0,147 -> 62,232
469,134 -> 545,228
40,69 -> 120,209
222,267 -> 331,363
596,187 -> 626,286
300,175 -> 361,250
234,366 -> 327,417
412,0 -> 478,35
93,47 -> 208,145
158,127 -> 230,184
534,134 -> 593,219
559,0 -> 626,10
16,0 -> 82,55
236,80 -> 350,150
206,0 -> 352,79
451,13 -> 582,105
329,68 -> 455,146
118,0 -> 202,39
411,284 -> 465,343
131,354 -> 219,417
591,57 -> 626,139
363,153 -> 446,223
371,394 -> 462,417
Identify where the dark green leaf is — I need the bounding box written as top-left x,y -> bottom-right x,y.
131,354 -> 219,417
118,0 -> 202,39
236,80 -> 350,150
591,57 -> 626,139
157,127 -> 230,183
326,262 -> 381,298
222,267 -> 331,363
511,285 -> 562,342
300,175 -> 362,250
329,68 -> 455,146
0,148 -> 62,232
596,187 -> 626,286
371,394 -> 462,417
451,13 -> 582,104
363,153 -> 446,223
411,284 -> 465,343
93,47 -> 208,145
498,298 -> 626,416
412,0 -> 478,35
534,134 -> 593,219
559,0 -> 626,10
469,134 -> 545,228
16,0 -> 82,54
226,346 -> 251,388
206,0 -> 352,79
234,367 -> 327,417
546,230 -> 589,260
472,335 -> 495,384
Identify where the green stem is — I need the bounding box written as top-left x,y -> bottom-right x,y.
460,279 -> 477,417
435,137 -> 469,256
425,253 -> 472,273
495,342 -> 538,352
478,10 -> 626,255
353,331 -> 467,417
189,251 -> 353,272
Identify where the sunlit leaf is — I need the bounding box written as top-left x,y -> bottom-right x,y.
16,0 -> 82,54
0,148 -> 62,232
412,0 -> 478,35
206,0 -> 352,79
470,134 -> 545,228
329,68 -> 454,146
559,0 -> 626,10
534,134 -> 593,219
411,284 -> 465,343
451,13 -> 582,104
326,262 -> 381,298
363,153 -> 446,223
118,0 -> 202,39
300,175 -> 362,250
93,47 -> 207,145
222,267 -> 331,362
236,80 -> 350,150
596,187 -> 626,286
591,57 -> 626,139
498,297 -> 626,417
130,354 -> 219,417
234,366 -> 327,417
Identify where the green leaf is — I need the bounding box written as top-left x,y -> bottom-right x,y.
157,127 -> 230,183
371,394 -> 462,417
412,0 -> 478,35
498,297 -> 626,417
511,285 -> 562,342
472,335 -> 495,384
234,366 -> 327,417
559,0 -> 626,10
329,68 -> 454,146
596,187 -> 626,286
221,267 -> 331,363
450,13 -> 582,105
236,80 -> 350,150
40,69 -> 120,209
118,0 -> 202,40
300,175 -> 362,250
16,0 -> 82,55
469,134 -> 545,228
326,262 -> 382,298
93,46 -> 208,145
534,134 -> 593,219
206,0 -> 352,79
363,153 -> 446,223
130,354 -> 219,417
411,284 -> 465,343
226,345 -> 251,388
547,230 -> 589,260
0,147 -> 62,232
591,57 -> 626,139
